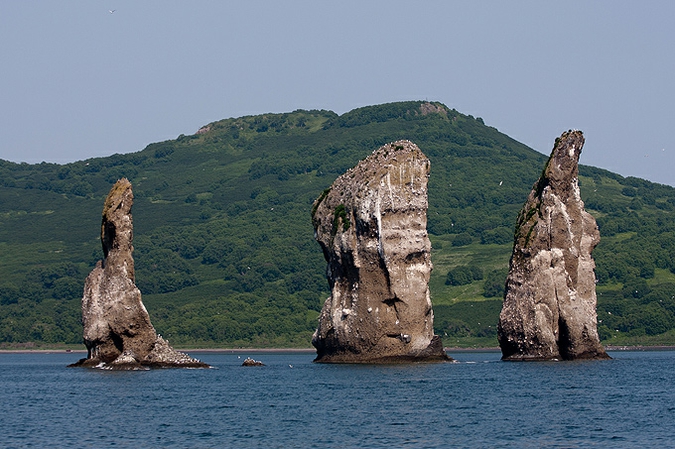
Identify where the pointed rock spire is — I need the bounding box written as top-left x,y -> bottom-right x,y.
70,179 -> 208,369
498,131 -> 610,361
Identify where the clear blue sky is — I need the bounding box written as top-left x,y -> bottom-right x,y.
1,1 -> 674,186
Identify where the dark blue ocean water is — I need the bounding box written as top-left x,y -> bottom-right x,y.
2,350 -> 674,448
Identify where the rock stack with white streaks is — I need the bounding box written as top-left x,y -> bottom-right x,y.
70,178 -> 208,369
311,140 -> 450,363
498,130 -> 610,361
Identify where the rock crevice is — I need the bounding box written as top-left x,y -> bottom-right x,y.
498,131 -> 610,361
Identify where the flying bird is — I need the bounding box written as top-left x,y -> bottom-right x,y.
109,9 -> 116,14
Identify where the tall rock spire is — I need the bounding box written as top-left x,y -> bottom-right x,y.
70,179 -> 208,369
311,140 -> 450,363
498,131 -> 610,360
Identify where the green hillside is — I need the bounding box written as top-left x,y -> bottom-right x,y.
1,101 -> 674,349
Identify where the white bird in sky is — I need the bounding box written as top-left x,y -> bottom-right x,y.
109,9 -> 116,14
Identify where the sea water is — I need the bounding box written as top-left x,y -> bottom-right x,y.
2,350 -> 674,448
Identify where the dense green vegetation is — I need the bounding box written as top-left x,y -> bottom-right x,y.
1,101 -> 674,349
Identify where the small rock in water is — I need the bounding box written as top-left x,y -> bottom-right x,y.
241,357 -> 265,366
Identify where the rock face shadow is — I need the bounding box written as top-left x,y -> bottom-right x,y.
311,140 -> 451,363
498,131 -> 610,361
69,178 -> 209,369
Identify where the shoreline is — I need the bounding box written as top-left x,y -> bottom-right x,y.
2,345 -> 675,354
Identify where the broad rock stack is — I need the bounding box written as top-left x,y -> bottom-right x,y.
70,179 -> 208,369
311,140 -> 450,363
498,131 -> 610,361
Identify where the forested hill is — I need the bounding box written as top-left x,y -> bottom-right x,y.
1,101 -> 674,348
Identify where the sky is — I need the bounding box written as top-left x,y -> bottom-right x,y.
1,1 -> 674,186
